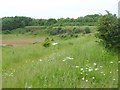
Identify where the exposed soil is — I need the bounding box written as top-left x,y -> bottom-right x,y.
1,37 -> 44,46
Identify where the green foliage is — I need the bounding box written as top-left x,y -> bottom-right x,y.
2,16 -> 32,30
46,18 -> 57,26
73,27 -> 83,34
2,30 -> 11,34
97,11 -> 119,50
43,37 -> 51,47
43,41 -> 51,47
2,14 -> 101,31
50,27 -> 65,35
84,27 -> 91,34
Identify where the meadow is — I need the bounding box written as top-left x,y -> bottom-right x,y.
1,26 -> 119,88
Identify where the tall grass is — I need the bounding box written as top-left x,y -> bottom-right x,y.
2,33 -> 118,88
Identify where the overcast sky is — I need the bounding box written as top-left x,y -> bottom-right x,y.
0,0 -> 119,19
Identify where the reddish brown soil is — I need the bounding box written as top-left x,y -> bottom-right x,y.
1,38 -> 44,46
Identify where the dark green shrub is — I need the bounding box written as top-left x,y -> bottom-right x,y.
97,11 -> 119,50
84,27 -> 91,34
73,27 -> 81,34
59,34 -> 67,38
70,34 -> 74,37
43,41 -> 51,47
2,30 -> 11,34
50,27 -> 65,35
74,34 -> 79,38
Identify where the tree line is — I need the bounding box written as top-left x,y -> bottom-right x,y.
2,14 -> 101,30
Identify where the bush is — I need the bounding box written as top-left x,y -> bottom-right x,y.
43,37 -> 51,47
2,30 -> 11,34
97,11 -> 119,50
74,34 -> 79,38
50,27 -> 65,35
43,41 -> 51,47
84,27 -> 91,34
73,27 -> 82,34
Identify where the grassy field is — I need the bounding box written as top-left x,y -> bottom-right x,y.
1,26 -> 119,88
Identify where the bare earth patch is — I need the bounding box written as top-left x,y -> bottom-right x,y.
1,37 -> 44,46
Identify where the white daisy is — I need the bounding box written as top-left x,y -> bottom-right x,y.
113,79 -> 116,81
86,80 -> 88,82
62,59 -> 66,62
80,68 -> 84,71
93,63 -> 97,66
110,61 -> 113,64
95,68 -> 98,71
88,68 -> 93,72
52,42 -> 58,45
39,59 -> 42,62
75,66 -> 79,68
82,77 -> 85,80
92,77 -> 95,79
118,61 -> 120,64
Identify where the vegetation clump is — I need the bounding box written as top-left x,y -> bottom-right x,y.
84,27 -> 91,34
43,37 -> 51,47
97,11 -> 120,51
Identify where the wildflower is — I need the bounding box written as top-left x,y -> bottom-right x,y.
92,77 -> 95,80
93,63 -> 97,66
103,74 -> 106,76
118,61 -> 120,64
80,68 -> 84,71
110,72 -> 112,74
82,77 -> 85,80
85,80 -> 88,82
80,73 -> 83,74
52,42 -> 58,46
66,57 -> 74,60
88,68 -> 93,72
86,74 -> 88,76
110,61 -> 113,64
39,59 -> 42,62
75,66 -> 79,68
95,68 -> 98,71
113,79 -> 116,81
62,59 -> 66,62
100,66 -> 103,68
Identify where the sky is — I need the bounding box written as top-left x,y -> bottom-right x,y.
0,0 -> 119,19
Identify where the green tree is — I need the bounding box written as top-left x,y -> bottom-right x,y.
97,11 -> 119,50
